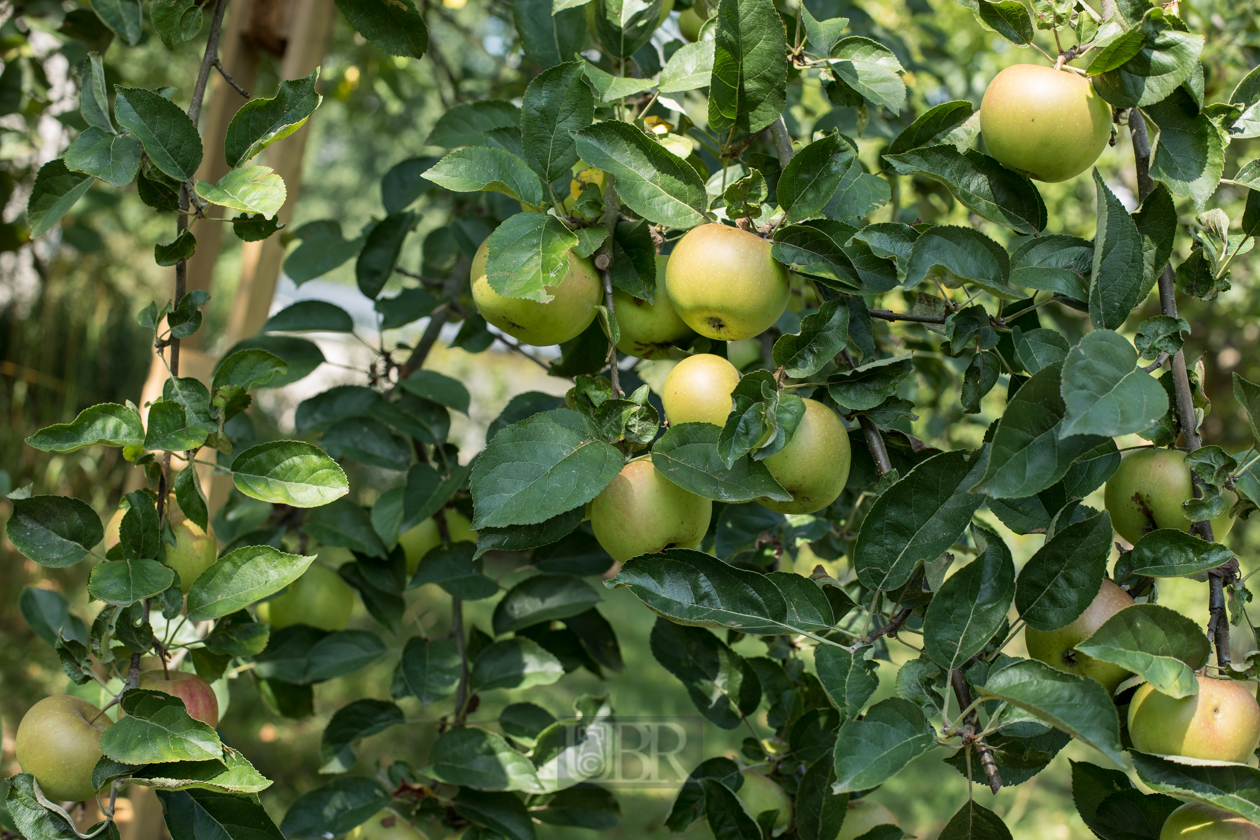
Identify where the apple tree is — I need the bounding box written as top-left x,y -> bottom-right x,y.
7,0 -> 1260,836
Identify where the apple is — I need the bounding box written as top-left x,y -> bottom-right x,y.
838,799 -> 899,840
610,255 -> 694,360
678,6 -> 707,41
103,508 -> 125,550
662,353 -> 741,426
256,562 -> 356,631
470,236 -> 601,347
1160,802 -> 1260,839
15,695 -> 112,802
349,811 -> 431,840
137,670 -> 219,727
589,457 -> 712,562
166,512 -> 217,594
398,510 -> 477,575
1024,578 -> 1135,694
758,398 -> 851,515
737,771 -> 792,837
979,64 -> 1113,182
1104,448 -> 1235,546
665,224 -> 791,341
727,339 -> 763,371
1129,673 -> 1260,763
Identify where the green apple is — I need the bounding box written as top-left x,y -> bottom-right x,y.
737,771 -> 792,837
662,353 -> 741,426
1024,578 -> 1134,694
166,513 -> 217,594
15,695 -> 112,802
979,63 -> 1113,182
470,235 -> 602,347
838,799 -> 899,840
349,811 -> 431,840
1104,448 -> 1235,545
665,224 -> 791,341
610,254 -> 694,360
678,6 -> 707,41
759,398 -> 851,515
256,562 -> 356,631
137,670 -> 219,726
1129,673 -> 1260,763
727,339 -> 763,371
1160,802 -> 1260,839
398,510 -> 477,575
590,457 -> 712,562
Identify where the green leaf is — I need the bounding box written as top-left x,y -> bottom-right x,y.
428,728 -> 545,792
88,557 -> 175,605
284,220 -> 363,285
255,627 -> 386,685
319,699 -> 404,774
27,403 -> 143,452
224,70 -> 321,167
64,127 -> 142,186
262,300 -> 354,333
772,299 -> 849,378
114,87 -> 203,181
27,159 -> 93,238
815,646 -> 878,719
470,409 -> 623,529
779,133 -> 850,222
573,121 -> 708,228
651,618 -> 761,729
154,230 -> 196,267
80,53 -> 113,132
455,789 -> 538,840
151,0 -> 202,49
591,0 -> 661,59
977,658 -> 1124,766
651,423 -> 791,503
426,147 -> 545,206
395,636 -> 461,706
770,223 -> 858,289
7,495 -> 102,567
427,100 -> 520,147
483,212 -> 579,303
1015,510 -> 1112,631
1123,528 -> 1234,577
130,750 -> 270,794
1233,373 -> 1260,444
1135,315 -> 1189,359
905,225 -> 1020,299
1013,328 -> 1071,375
1075,604 -> 1209,698
410,540 -> 496,597
305,499 -> 388,558
521,62 -> 593,184
1059,330 -> 1168,438
1093,22 -> 1203,109
492,574 -> 601,634
1134,183 -> 1178,299
853,448 -> 989,592
100,690 -> 222,764
514,0 -> 585,67
1091,168 -> 1153,328
1131,752 -> 1260,825
278,776 -> 392,839
976,0 -> 1033,45
355,211 -> 413,300
831,698 -> 933,792
195,166 -> 286,218
230,440 -> 349,507
885,101 -> 974,157
90,0 -> 142,44
827,355 -> 913,411
1145,89 -> 1225,211
827,36 -> 905,115
469,637 -> 565,692
334,0 -> 428,58
939,800 -> 1012,840
924,526 -> 1016,672
186,545 -> 315,621
1011,235 -> 1092,301
660,40 -> 716,93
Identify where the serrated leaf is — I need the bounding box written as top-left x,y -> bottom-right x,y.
469,637 -> 565,692
114,87 -> 203,181
827,36 -> 905,115
1059,330 -> 1168,438
573,121 -> 708,228
186,545 -> 316,621
27,403 -> 143,452
230,440 -> 349,507
905,225 -> 1020,299
484,212 -> 579,303
64,127 -> 142,186
195,166 -> 286,218
27,159 -> 93,238
224,70 -> 321,167
831,698 -> 933,792
7,495 -> 102,567
1145,89 -> 1225,211
99,690 -> 222,764
426,147 -> 545,206
1015,511 -> 1112,631
1075,604 -> 1209,698
924,526 -> 1015,671
651,423 -> 790,503
334,0 -> 428,58
428,728 -> 545,792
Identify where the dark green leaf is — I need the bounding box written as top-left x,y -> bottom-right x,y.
334,0 -> 428,58
1059,330 -> 1168,438
27,404 -> 143,452
230,440 -> 349,507
652,423 -> 791,503
186,545 -> 315,621
651,618 -> 761,729
832,698 -> 933,792
27,159 -> 93,238
1075,604 -> 1209,698
7,495 -> 102,567
224,70 -> 321,167
573,121 -> 708,228
469,638 -> 565,692
114,88 -> 202,181
924,526 -> 1016,671
1014,511 -> 1112,631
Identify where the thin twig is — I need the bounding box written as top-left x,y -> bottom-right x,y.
839,349 -> 893,475
769,116 -> 795,165
1141,352 -> 1169,373
868,308 -> 948,325
213,58 -> 251,99
951,668 -> 1002,795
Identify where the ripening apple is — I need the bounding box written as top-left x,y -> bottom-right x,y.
665,224 -> 791,341
166,511 -> 218,594
1104,448 -> 1235,546
979,64 -> 1113,182
662,353 -> 741,426
610,255 -> 694,360
838,800 -> 899,840
470,236 -> 602,347
589,457 -> 712,562
103,508 -> 125,550
737,772 -> 792,837
256,562 -> 356,631
136,670 -> 220,727
1129,673 -> 1260,763
759,398 -> 851,515
15,695 -> 112,802
349,811 -> 432,840
398,510 -> 477,575
1160,802 -> 1260,839
1024,578 -> 1134,694
678,5 -> 707,41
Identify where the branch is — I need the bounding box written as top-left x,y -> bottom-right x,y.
213,58 -> 251,99
951,668 -> 1003,795
769,116 -> 795,166
839,349 -> 893,476
594,177 -> 622,395
868,308 -> 948,325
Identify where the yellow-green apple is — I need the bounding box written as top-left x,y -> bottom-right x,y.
1104,448 -> 1235,545
662,353 -> 741,426
1160,802 -> 1260,839
470,236 -> 601,347
727,339 -> 763,370
665,224 -> 791,341
838,800 -> 899,840
610,255 -> 694,360
758,398 -> 851,515
256,562 -> 355,631
15,695 -> 112,802
137,670 -> 220,727
1129,673 -> 1260,762
103,508 -> 125,550
349,811 -> 431,840
166,511 -> 217,593
979,64 -> 1113,182
737,771 -> 792,837
1024,578 -> 1134,694
678,6 -> 706,40
589,457 -> 712,562
398,510 -> 477,575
